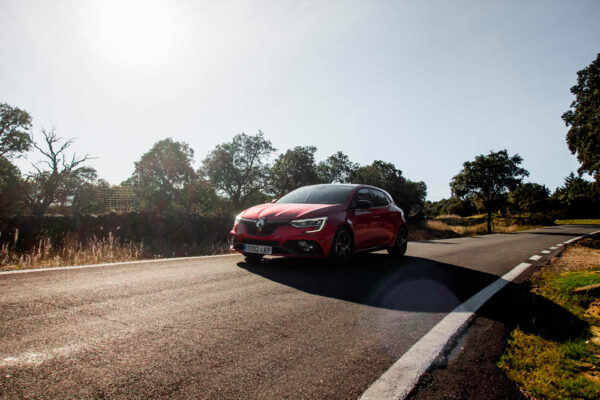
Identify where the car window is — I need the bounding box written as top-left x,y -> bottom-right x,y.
351,188 -> 372,207
276,185 -> 355,204
370,189 -> 390,207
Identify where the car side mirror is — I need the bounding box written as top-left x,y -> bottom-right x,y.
356,199 -> 372,209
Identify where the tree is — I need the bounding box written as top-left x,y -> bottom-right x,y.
0,103 -> 33,159
70,179 -> 111,214
202,131 -> 275,209
181,177 -> 221,215
509,183 -> 550,219
131,138 -> 196,213
317,151 -> 358,184
52,167 -> 98,213
552,172 -> 600,218
451,150 -> 529,233
0,157 -> 26,216
349,160 -> 427,218
26,127 -> 95,215
562,53 -> 600,183
270,146 -> 321,196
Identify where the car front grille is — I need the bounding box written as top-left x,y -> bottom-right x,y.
240,219 -> 290,235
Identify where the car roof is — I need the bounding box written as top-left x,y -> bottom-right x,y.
299,183 -> 360,188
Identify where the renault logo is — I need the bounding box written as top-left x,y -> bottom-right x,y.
256,218 -> 266,233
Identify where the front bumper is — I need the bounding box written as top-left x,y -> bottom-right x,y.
229,220 -> 336,257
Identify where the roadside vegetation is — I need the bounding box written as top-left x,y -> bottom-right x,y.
408,214 -> 543,241
1,54 -> 599,270
498,234 -> 600,399
556,219 -> 600,225
0,233 -> 230,271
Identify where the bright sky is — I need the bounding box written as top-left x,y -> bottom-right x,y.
2,0 -> 599,201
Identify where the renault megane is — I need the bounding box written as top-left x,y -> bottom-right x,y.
230,184 -> 408,264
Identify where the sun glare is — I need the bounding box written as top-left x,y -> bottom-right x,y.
86,0 -> 184,70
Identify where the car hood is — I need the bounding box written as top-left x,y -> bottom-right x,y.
240,203 -> 340,220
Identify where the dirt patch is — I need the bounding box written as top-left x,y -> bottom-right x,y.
539,237 -> 600,274
587,300 -> 600,319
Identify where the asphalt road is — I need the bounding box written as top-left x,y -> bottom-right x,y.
1,225 -> 598,399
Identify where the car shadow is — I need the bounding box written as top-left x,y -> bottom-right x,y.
237,254 -> 589,343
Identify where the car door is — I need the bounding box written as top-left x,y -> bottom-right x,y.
348,188 -> 377,249
369,188 -> 396,245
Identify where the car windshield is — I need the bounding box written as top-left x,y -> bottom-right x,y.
276,185 -> 354,205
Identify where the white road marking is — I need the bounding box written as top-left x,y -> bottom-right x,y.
549,247 -> 558,250
541,250 -> 551,254
361,230 -> 597,400
0,253 -> 241,276
564,236 -> 584,244
557,244 -> 564,247
360,262 -> 532,400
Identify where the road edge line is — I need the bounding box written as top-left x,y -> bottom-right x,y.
361,229 -> 600,400
0,253 -> 239,276
359,262 -> 531,400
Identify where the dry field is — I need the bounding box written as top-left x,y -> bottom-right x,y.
0,232 -> 230,271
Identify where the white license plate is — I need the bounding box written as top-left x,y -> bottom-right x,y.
243,244 -> 272,255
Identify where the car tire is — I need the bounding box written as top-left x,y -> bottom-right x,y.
388,226 -> 408,258
244,253 -> 263,264
330,227 -> 353,266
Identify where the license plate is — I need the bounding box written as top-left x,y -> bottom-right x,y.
243,244 -> 272,255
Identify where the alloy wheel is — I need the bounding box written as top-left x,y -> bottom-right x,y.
396,228 -> 408,253
335,230 -> 352,259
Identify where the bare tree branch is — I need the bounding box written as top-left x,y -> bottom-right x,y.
27,127 -> 96,215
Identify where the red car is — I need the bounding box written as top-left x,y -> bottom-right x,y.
230,184 -> 408,264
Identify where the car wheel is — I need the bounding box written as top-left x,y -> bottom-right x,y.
388,226 -> 408,258
330,227 -> 353,266
244,253 -> 263,264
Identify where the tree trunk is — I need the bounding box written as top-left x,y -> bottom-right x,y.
487,209 -> 492,234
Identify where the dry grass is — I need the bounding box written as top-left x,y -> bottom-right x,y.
555,219 -> 600,225
434,214 -> 463,220
0,231 -> 231,271
409,220 -> 541,241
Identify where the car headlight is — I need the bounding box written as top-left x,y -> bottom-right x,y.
290,217 -> 327,233
234,213 -> 242,225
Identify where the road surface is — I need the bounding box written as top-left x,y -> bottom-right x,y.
1,225 -> 597,399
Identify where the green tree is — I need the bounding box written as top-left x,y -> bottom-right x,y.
552,172 -> 600,218
445,197 -> 477,217
317,151 -> 358,184
131,138 -> 196,213
562,53 -> 600,183
70,179 -> 111,214
451,150 -> 529,233
26,128 -> 95,215
181,177 -> 221,215
349,160 -> 427,217
509,183 -> 550,219
270,146 -> 321,196
202,131 -> 275,209
0,103 -> 33,159
52,167 -> 98,213
0,157 -> 26,216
